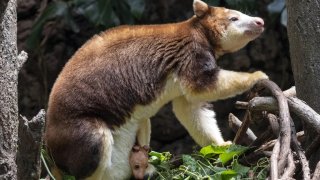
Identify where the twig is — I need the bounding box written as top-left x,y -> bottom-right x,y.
228,113 -> 257,145
236,97 -> 277,111
290,118 -> 310,180
235,101 -> 249,109
283,86 -> 296,97
254,131 -> 304,153
270,138 -> 281,179
281,151 -> 295,180
233,110 -> 252,144
255,139 -> 277,152
41,152 -> 56,180
312,161 -> 320,180
306,134 -> 320,158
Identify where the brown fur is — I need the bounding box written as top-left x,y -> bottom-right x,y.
45,4 -> 257,179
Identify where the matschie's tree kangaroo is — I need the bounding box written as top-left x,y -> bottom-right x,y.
45,0 -> 268,179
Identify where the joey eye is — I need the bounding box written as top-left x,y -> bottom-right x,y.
134,165 -> 140,169
230,17 -> 239,21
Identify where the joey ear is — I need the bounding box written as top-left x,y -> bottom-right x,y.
142,145 -> 150,152
193,0 -> 209,18
132,145 -> 140,152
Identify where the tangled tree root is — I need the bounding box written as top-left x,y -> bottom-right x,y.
230,79 -> 320,180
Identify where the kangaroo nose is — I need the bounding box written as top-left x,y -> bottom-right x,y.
254,17 -> 264,27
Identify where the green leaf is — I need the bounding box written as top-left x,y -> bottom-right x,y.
200,144 -> 229,156
220,169 -> 238,180
182,155 -> 198,172
211,169 -> 237,180
149,151 -> 171,165
218,145 -> 248,165
231,160 -> 250,176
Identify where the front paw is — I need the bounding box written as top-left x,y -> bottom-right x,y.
217,141 -> 232,146
252,71 -> 268,81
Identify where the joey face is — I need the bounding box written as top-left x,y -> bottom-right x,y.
193,0 -> 264,55
130,145 -> 149,180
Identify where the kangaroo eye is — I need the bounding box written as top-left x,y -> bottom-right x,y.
230,17 -> 239,21
134,165 -> 140,169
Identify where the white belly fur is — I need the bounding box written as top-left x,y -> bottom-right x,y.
88,75 -> 182,180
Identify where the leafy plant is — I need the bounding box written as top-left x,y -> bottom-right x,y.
41,144 -> 269,179
150,144 -> 269,180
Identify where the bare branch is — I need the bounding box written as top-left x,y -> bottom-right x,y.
270,138 -> 281,180
233,110 -> 252,144
312,161 -> 320,180
290,119 -> 310,180
281,152 -> 295,180
254,80 -> 291,175
236,96 -> 320,134
228,113 -> 256,145
288,97 -> 320,133
283,86 -> 296,97
255,131 -> 304,153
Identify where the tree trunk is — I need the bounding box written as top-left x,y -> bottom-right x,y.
17,110 -> 45,180
286,0 -> 320,171
0,0 -> 26,179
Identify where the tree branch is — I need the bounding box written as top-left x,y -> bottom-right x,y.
236,96 -> 320,133
270,138 -> 280,179
290,118 -> 310,180
17,109 -> 46,180
312,161 -> 320,180
280,151 -> 295,180
254,80 -> 291,176
228,113 -> 256,145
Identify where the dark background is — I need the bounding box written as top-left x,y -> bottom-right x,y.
17,0 -> 293,155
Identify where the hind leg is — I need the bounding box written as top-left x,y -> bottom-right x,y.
45,118 -> 113,179
86,125 -> 113,180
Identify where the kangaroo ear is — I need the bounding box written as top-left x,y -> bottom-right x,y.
193,0 -> 209,18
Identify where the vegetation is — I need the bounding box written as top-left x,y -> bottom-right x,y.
41,144 -> 269,180
149,144 -> 269,180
